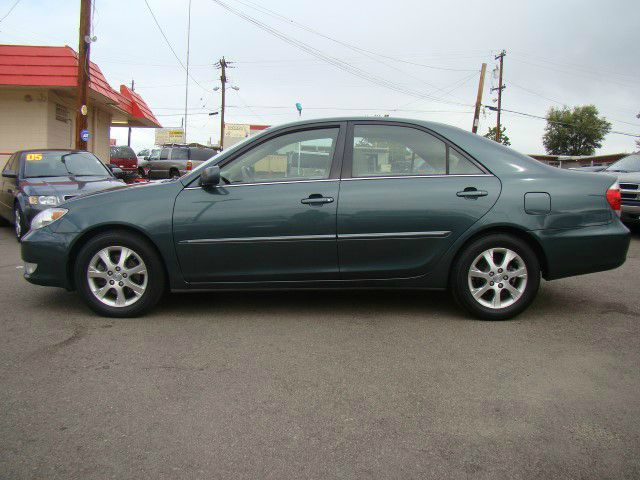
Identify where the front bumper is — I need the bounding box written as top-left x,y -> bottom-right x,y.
534,219 -> 630,280
21,227 -> 76,289
621,202 -> 640,224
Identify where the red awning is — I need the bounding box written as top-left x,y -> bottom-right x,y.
118,85 -> 160,127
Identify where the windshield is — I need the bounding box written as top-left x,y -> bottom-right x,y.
605,154 -> 640,173
23,151 -> 110,178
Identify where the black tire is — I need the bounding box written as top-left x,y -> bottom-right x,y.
13,203 -> 27,241
450,234 -> 541,320
74,231 -> 166,318
169,169 -> 180,179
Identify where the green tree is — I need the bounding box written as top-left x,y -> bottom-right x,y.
543,105 -> 611,155
484,126 -> 511,146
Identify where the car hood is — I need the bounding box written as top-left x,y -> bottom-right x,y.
20,175 -> 126,200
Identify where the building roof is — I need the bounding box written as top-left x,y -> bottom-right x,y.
0,44 -> 160,127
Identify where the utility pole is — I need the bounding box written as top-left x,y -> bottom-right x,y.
75,0 -> 91,150
127,79 -> 134,147
183,0 -> 192,144
215,57 -> 232,150
491,50 -> 506,143
471,63 -> 487,134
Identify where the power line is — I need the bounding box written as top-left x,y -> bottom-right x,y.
0,0 -> 21,24
142,0 -> 212,94
484,105 -> 640,138
399,70 -> 479,109
511,51 -> 640,81
509,55 -> 637,90
226,0 -> 468,96
225,105 -> 473,114
509,82 -> 640,128
229,0 -> 478,74
209,0 -> 472,107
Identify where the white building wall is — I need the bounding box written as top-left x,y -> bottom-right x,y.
90,106 -> 112,163
0,89 -> 48,168
46,92 -> 75,151
1,88 -> 117,168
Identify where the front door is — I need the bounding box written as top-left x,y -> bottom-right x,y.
173,124 -> 345,283
337,122 -> 501,279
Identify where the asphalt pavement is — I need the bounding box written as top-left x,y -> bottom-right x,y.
0,224 -> 639,479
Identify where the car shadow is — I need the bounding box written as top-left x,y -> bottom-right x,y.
158,288 -> 464,321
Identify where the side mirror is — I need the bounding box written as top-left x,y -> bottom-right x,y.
143,156 -> 150,161
110,167 -> 126,179
200,165 -> 221,187
2,170 -> 16,179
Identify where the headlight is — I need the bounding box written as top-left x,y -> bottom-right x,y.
28,195 -> 59,206
30,208 -> 68,230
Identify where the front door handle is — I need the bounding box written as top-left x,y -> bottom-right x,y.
457,188 -> 488,198
301,194 -> 334,205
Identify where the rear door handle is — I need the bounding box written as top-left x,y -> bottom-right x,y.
457,188 -> 488,198
301,195 -> 334,205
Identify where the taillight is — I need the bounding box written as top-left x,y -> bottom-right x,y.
186,160 -> 193,171
606,182 -> 621,216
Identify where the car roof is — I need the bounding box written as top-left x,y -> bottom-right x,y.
14,148 -> 89,154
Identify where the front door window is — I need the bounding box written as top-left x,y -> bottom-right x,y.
220,128 -> 339,184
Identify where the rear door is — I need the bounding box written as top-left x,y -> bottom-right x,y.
149,147 -> 172,179
337,121 -> 500,279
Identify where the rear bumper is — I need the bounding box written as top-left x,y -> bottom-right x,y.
534,220 -> 630,280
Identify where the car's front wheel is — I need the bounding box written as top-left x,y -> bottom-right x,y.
451,234 -> 541,320
74,231 -> 166,317
14,204 -> 27,240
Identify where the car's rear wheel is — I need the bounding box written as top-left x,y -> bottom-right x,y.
169,168 -> 180,179
451,234 -> 540,320
74,231 -> 165,317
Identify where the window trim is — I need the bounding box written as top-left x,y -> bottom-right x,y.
342,120 -> 490,180
186,122 -> 347,188
2,153 -> 16,173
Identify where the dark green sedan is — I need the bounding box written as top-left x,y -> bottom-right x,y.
21,118 -> 630,320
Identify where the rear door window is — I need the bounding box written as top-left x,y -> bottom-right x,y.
189,148 -> 217,161
171,147 -> 189,160
351,124 -> 483,177
352,125 -> 447,177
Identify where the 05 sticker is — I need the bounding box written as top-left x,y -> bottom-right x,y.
25,153 -> 43,161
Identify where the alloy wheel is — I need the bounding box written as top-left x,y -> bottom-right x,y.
86,246 -> 148,307
14,208 -> 21,238
467,247 -> 528,309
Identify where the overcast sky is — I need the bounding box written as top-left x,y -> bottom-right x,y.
1,0 -> 638,154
